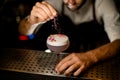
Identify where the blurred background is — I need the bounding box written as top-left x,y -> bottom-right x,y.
0,0 -> 42,48
0,0 -> 120,48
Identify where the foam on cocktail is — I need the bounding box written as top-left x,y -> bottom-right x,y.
47,34 -> 69,46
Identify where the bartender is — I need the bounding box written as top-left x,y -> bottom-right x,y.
18,0 -> 120,76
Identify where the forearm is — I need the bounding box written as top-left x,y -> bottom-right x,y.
18,16 -> 32,35
18,16 -> 44,35
87,39 -> 120,63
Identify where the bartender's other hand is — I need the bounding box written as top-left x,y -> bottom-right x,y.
55,52 -> 96,76
29,1 -> 57,24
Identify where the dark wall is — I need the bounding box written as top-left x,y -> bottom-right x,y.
0,0 -> 119,48
0,0 -> 42,48
115,0 -> 120,13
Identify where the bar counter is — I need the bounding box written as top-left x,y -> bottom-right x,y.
0,48 -> 119,80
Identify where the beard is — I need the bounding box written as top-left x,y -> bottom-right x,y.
65,3 -> 80,11
64,0 -> 86,11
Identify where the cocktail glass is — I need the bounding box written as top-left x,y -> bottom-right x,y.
46,34 -> 70,54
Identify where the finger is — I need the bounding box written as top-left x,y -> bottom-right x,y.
56,58 -> 75,74
36,7 -> 49,20
41,3 -> 53,18
31,6 -> 48,21
31,9 -> 42,19
64,63 -> 79,76
42,1 -> 57,17
36,2 -> 53,19
56,54 -> 73,70
73,65 -> 85,76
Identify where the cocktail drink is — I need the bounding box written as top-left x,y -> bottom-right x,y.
46,34 -> 70,54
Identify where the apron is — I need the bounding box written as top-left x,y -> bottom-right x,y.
32,0 -> 110,52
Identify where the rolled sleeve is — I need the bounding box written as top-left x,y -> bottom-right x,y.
105,13 -> 120,42
97,0 -> 120,42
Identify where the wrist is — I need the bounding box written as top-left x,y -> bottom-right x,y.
86,50 -> 98,63
25,16 -> 46,35
26,16 -> 35,25
27,15 -> 46,25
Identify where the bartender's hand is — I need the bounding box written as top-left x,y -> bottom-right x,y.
29,1 -> 57,24
55,52 -> 96,76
